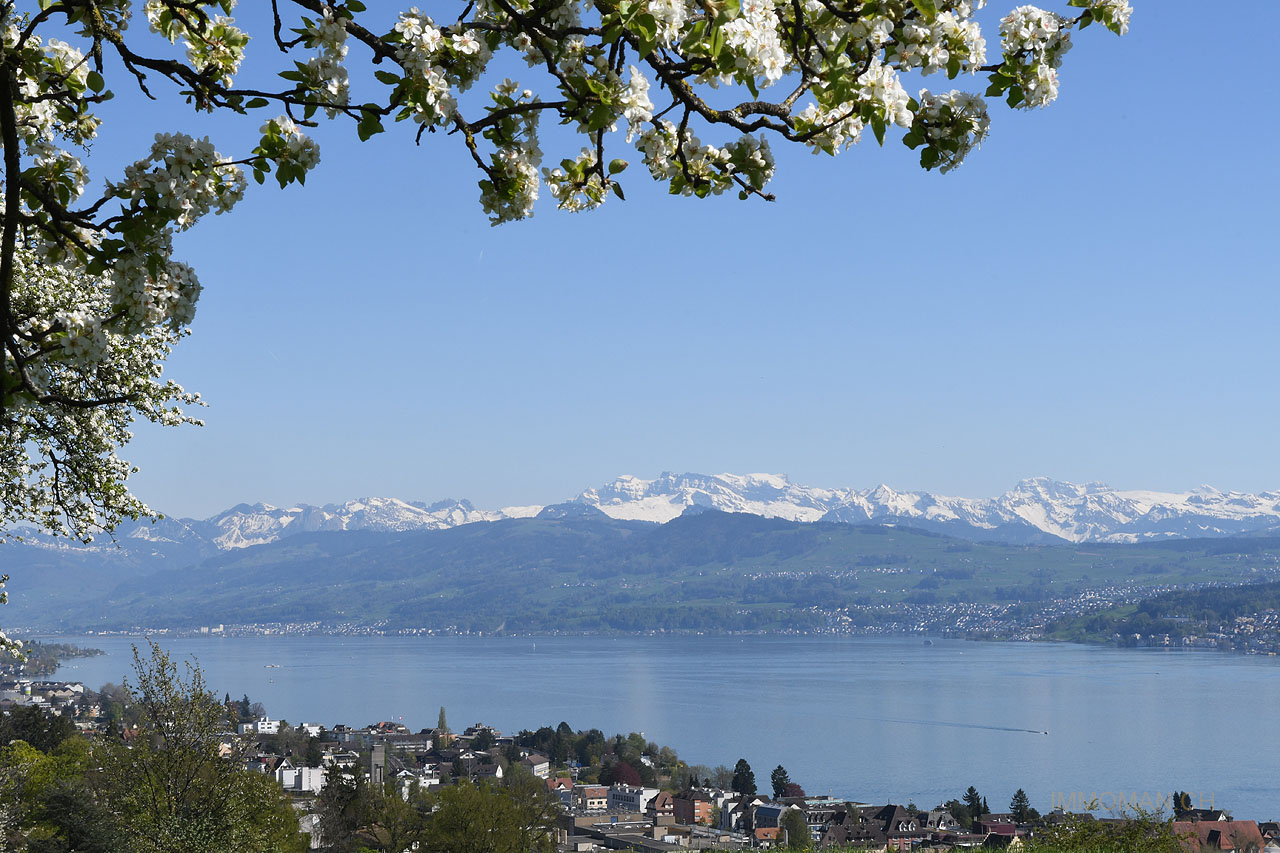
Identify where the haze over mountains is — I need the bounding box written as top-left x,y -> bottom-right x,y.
29,472 -> 1280,559
9,472 -> 1280,632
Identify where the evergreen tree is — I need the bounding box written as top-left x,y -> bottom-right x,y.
732,759 -> 757,797
771,765 -> 792,799
438,706 -> 449,733
1011,789 -> 1032,823
963,787 -> 983,823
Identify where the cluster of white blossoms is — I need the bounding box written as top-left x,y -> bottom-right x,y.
108,237 -> 204,330
796,58 -> 913,152
5,31 -> 100,145
29,140 -> 90,201
544,148 -> 606,213
110,133 -> 246,231
42,38 -> 91,93
144,1 -> 249,89
720,0 -> 788,85
393,9 -> 459,125
647,0 -> 691,46
5,246 -> 199,544
1083,0 -> 1132,34
300,6 -> 350,116
913,88 -> 991,173
620,67 -> 654,142
259,116 -> 322,174
857,60 -> 915,129
999,5 -> 1072,108
54,309 -> 110,364
0,605 -> 17,658
887,10 -> 987,76
635,121 -> 774,197
105,134 -> 246,328
794,100 -> 864,154
478,80 -> 544,224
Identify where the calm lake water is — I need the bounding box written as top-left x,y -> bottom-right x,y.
43,634 -> 1280,820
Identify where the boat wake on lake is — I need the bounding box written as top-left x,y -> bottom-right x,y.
852,715 -> 1047,735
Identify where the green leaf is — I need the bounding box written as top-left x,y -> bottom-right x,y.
374,70 -> 401,86
909,0 -> 937,20
710,26 -> 725,58
632,13 -> 658,57
920,147 -> 940,169
611,182 -> 625,200
245,97 -> 269,109
608,159 -> 629,175
357,115 -> 384,141
871,115 -> 886,146
86,71 -> 105,93
346,0 -> 367,10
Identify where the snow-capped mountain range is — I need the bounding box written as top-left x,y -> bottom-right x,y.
35,473 -> 1280,555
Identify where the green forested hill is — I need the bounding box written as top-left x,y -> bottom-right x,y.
43,511 -> 1280,633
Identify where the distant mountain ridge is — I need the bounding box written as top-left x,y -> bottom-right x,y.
15,474 -> 1280,560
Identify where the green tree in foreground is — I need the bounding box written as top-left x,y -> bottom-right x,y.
421,779 -> 557,853
97,641 -> 307,853
1025,813 -> 1182,853
780,808 -> 812,849
0,642 -> 306,853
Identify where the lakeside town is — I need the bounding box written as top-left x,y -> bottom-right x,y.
2,672 -> 1276,852
35,572 -> 1280,656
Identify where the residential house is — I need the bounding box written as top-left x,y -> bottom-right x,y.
607,784 -> 660,813
1174,820 -> 1265,852
719,795 -> 766,832
647,790 -> 675,821
472,763 -> 504,782
574,785 -> 610,811
520,752 -> 551,779
276,762 -> 326,794
547,777 -> 576,808
237,716 -> 281,735
922,809 -> 961,831
672,789 -> 713,826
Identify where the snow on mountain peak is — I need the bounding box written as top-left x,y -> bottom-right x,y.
109,473 -> 1280,554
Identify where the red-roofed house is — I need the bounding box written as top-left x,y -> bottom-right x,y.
1175,820 -> 1265,852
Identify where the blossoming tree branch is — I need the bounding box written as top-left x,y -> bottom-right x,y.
0,0 -> 1131,651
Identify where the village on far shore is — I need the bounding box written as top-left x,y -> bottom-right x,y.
2,673 -> 1275,852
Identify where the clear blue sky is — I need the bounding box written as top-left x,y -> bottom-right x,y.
83,1 -> 1277,518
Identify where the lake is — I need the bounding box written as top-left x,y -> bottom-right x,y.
43,634 -> 1279,820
